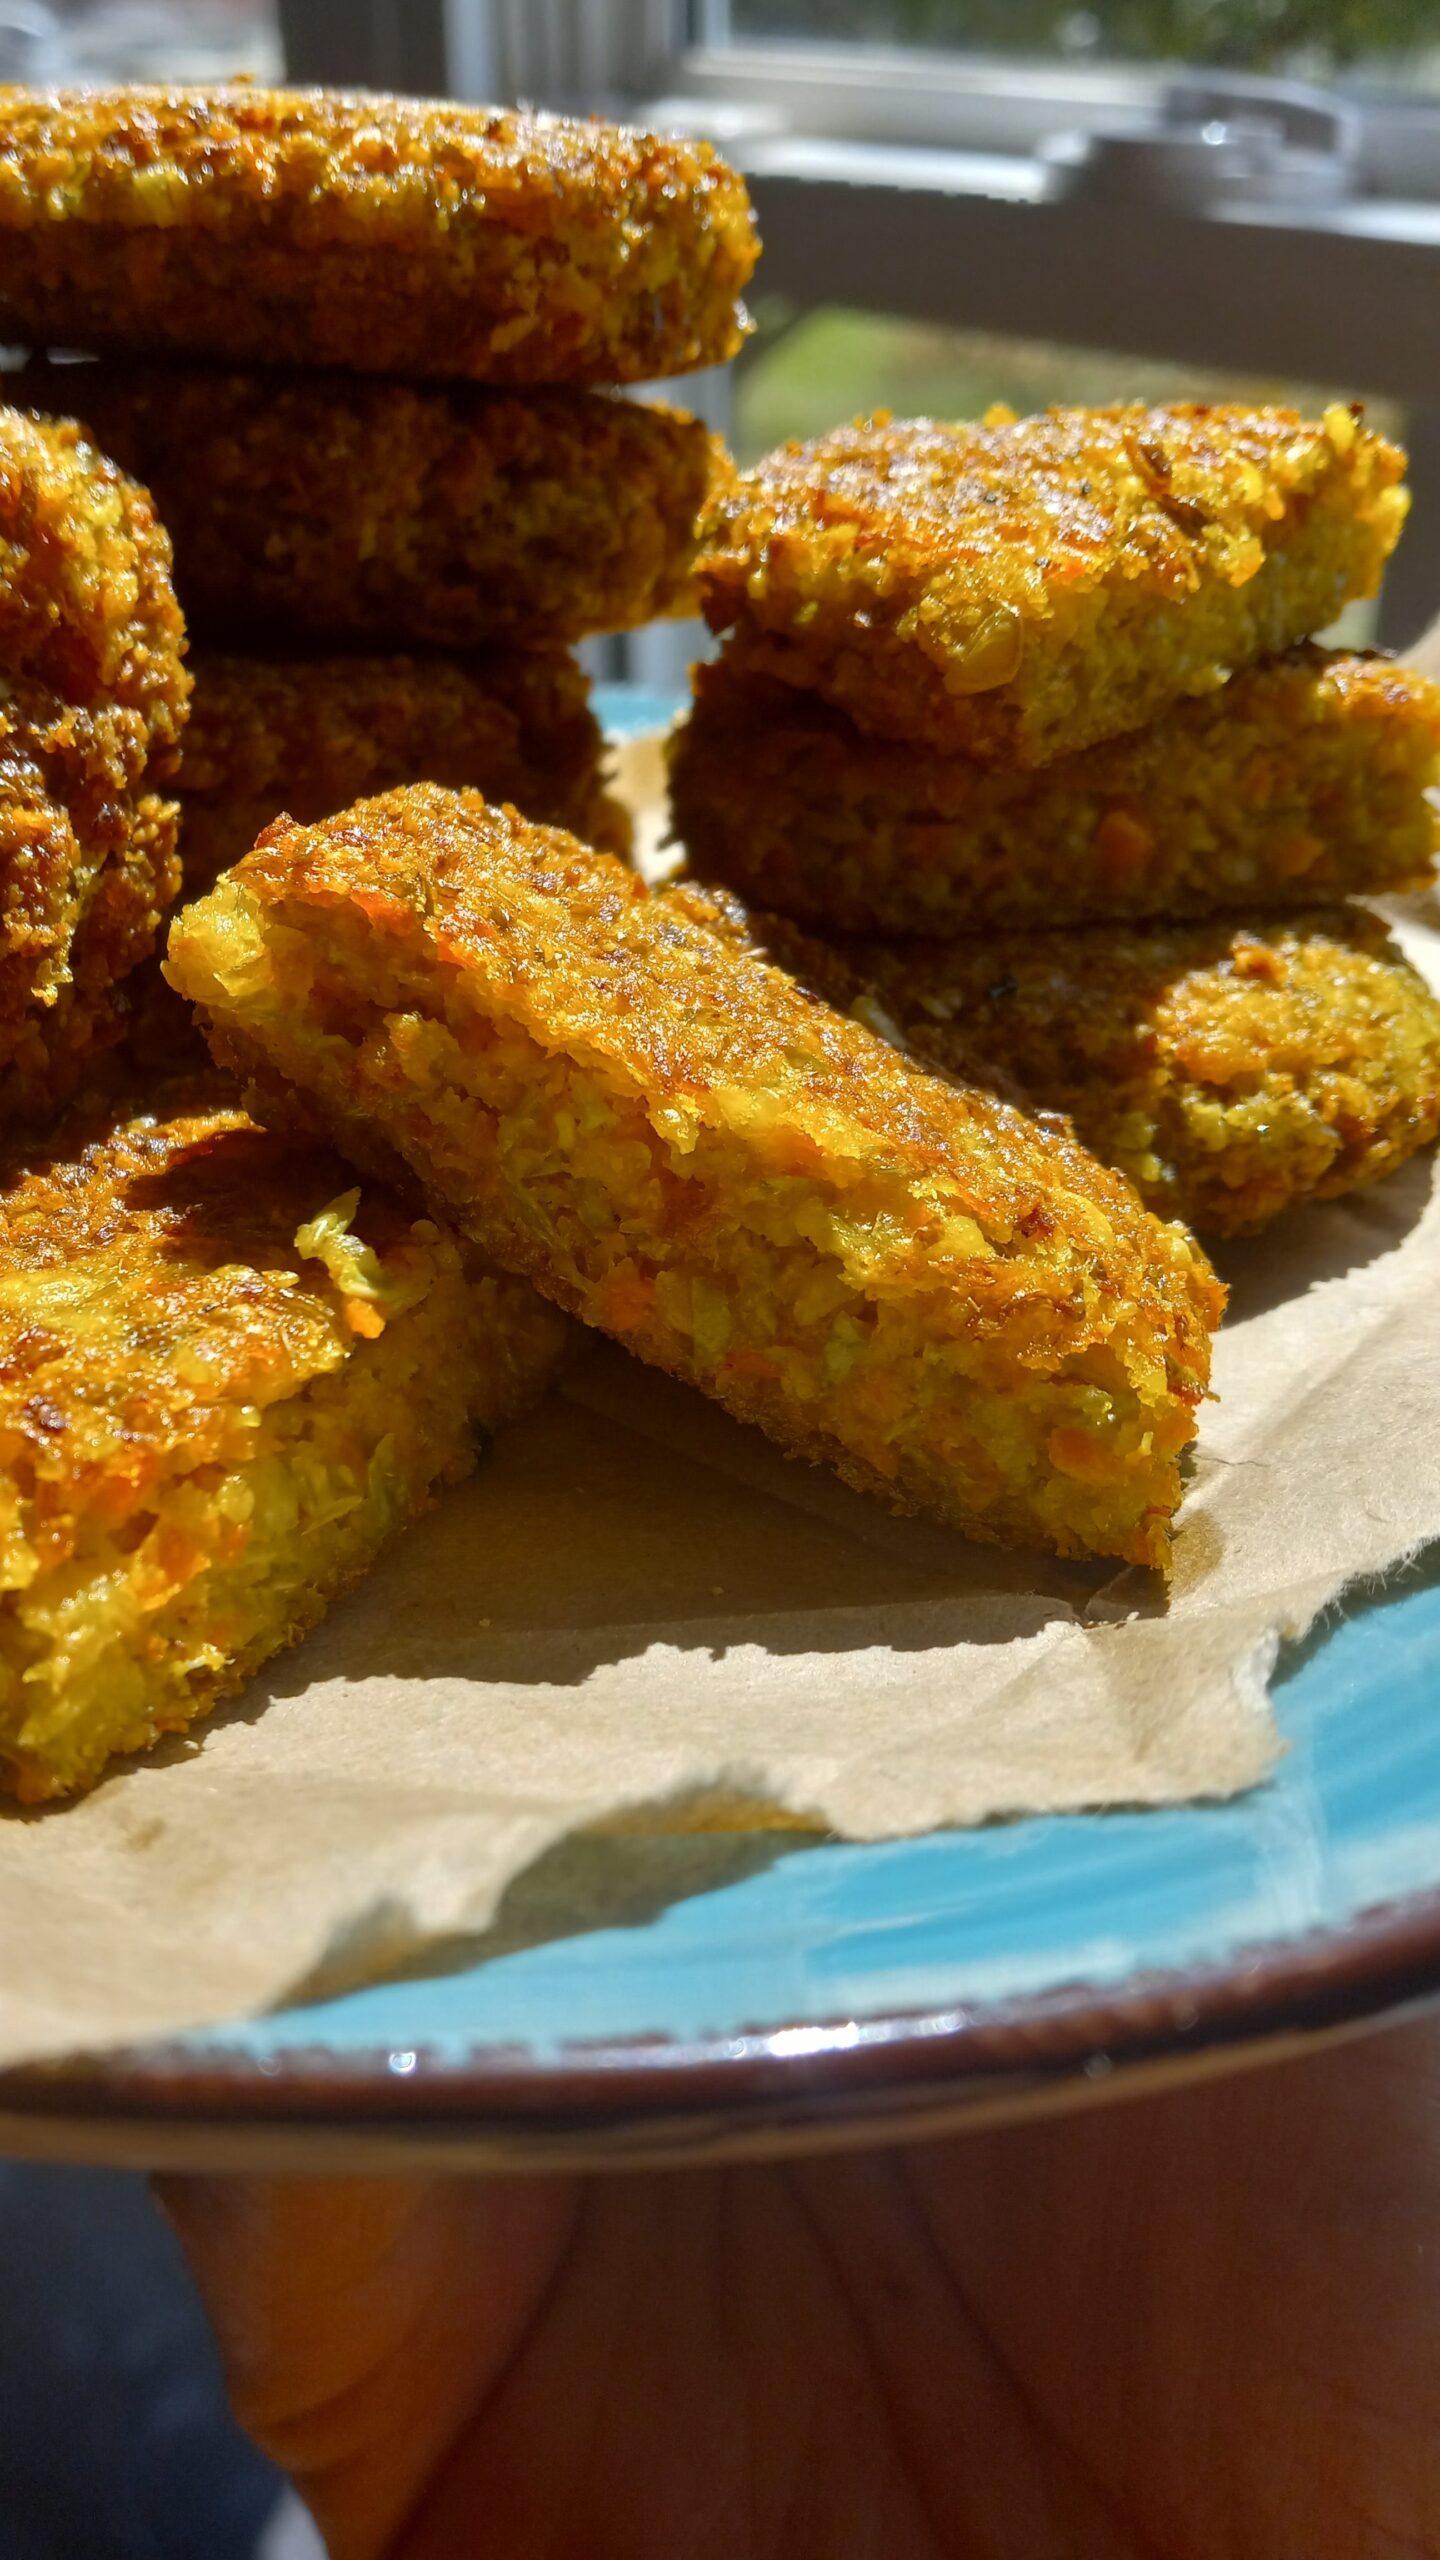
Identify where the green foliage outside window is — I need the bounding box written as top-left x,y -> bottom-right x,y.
731,0 -> 1440,69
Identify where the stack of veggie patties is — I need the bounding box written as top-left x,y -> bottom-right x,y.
678,403 -> 1440,1236
0,79 -> 760,1801
6,82 -> 756,894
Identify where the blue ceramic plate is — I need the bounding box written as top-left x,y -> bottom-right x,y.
186,1559 -> 1440,2062
5,690 -> 1440,2167
7,1549 -> 1440,2169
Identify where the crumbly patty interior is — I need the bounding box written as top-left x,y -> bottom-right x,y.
0,86 -> 759,384
813,912 -> 1440,1237
167,790 -> 1221,1568
0,1087 -> 568,1799
671,651 -> 1440,935
699,404 -> 1409,764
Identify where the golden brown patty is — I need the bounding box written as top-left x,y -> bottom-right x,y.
0,400 -> 188,768
698,404 -> 1408,764
0,716 -> 179,1105
178,649 -> 629,893
23,360 -> 728,649
780,910 -> 1440,1237
0,404 -> 189,1112
671,651 -> 1440,935
0,1074 -> 571,1801
0,84 -> 758,384
165,787 -> 1222,1570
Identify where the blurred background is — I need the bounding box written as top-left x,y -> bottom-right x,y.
0,4 -> 1436,2553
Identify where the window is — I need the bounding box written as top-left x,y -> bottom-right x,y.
6,0 -> 282,84
731,310 -> 1399,468
669,0 -> 1440,178
703,0 -> 1440,92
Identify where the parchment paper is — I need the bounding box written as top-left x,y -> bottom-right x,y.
4,861 -> 1440,2068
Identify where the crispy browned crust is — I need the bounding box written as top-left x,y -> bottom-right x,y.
787,910 -> 1440,1237
178,648 -> 629,893
672,650 -> 1440,934
22,358 -> 728,650
166,785 -> 1223,1569
0,400 -> 188,765
0,85 -> 758,384
0,740 -> 179,1112
0,1074 -> 570,1799
698,404 -> 1409,764
22,359 -> 727,648
0,404 -> 189,1111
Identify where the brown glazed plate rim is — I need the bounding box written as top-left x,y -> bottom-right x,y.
4,1881 -> 1440,2140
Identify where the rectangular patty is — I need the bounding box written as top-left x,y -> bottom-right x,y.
165,786 -> 1224,1571
0,1078 -> 569,1800
697,403 -> 1408,765
670,649 -> 1440,934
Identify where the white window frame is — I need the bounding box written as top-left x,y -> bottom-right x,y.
679,28 -> 1203,156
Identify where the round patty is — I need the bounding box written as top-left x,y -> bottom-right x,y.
0,85 -> 759,385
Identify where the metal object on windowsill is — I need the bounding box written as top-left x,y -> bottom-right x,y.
1040,77 -> 1359,216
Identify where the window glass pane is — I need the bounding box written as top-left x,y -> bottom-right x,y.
718,2 -> 1440,88
5,0 -> 283,84
733,300 -> 1404,461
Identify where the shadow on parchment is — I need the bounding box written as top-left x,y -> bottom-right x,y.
41,1155 -> 1428,1789
1210,1148 -> 1434,1328
9,1160 -> 1421,1832
281,1803 -> 827,2008
274,1530 -> 1440,2011
230,1345 -> 1123,1712
0,1338 -> 1173,1830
